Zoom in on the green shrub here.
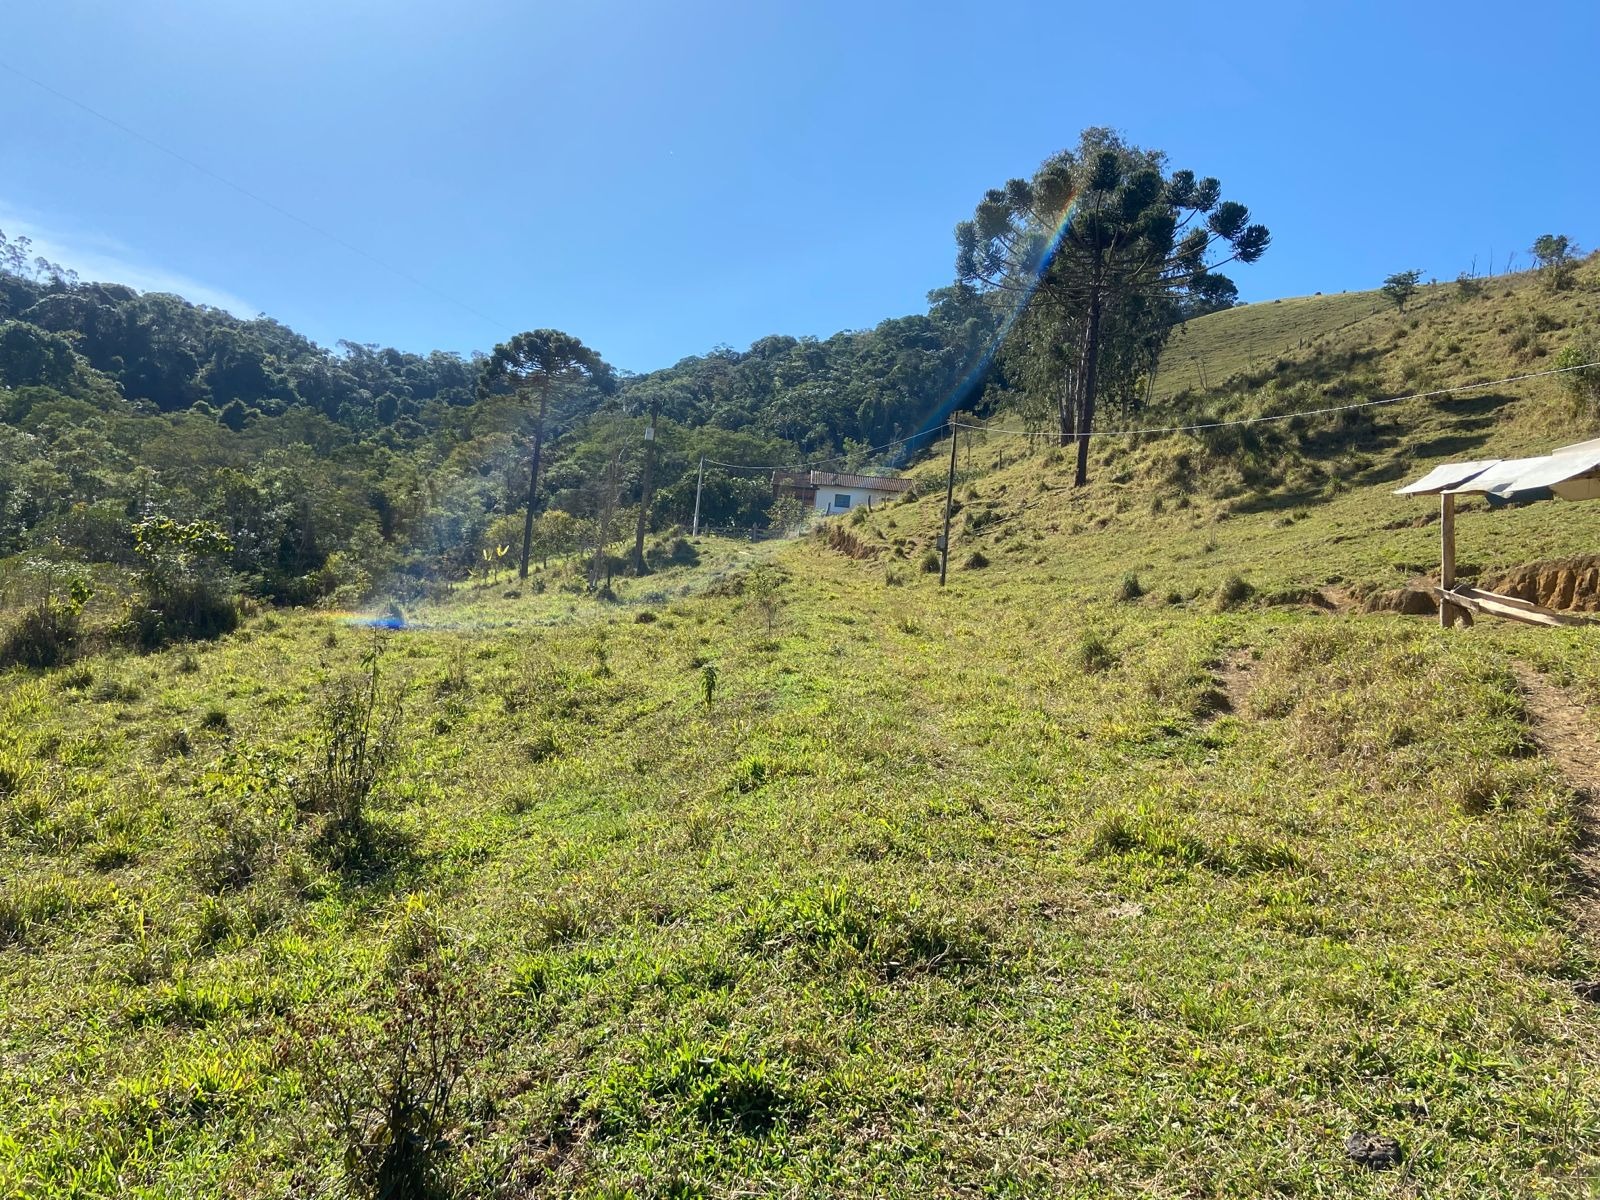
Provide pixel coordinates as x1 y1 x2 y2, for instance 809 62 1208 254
122 580 238 650
1214 574 1255 611
123 517 239 650
290 957 486 1200
746 564 783 630
1556 335 1600 411
1073 630 1117 673
920 549 941 574
0 599 81 669
304 642 404 870
964 550 990 569
1115 572 1145 601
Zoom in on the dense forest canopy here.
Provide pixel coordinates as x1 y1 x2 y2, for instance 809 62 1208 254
0 227 1020 607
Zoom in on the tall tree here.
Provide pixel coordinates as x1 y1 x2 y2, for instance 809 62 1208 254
956 128 1270 485
1531 234 1581 291
477 330 613 579
631 399 660 575
1381 269 1423 313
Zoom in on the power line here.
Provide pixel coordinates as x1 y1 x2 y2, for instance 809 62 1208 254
702 425 943 473
0 58 513 335
951 361 1600 439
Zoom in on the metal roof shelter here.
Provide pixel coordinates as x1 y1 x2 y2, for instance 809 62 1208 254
1395 438 1600 627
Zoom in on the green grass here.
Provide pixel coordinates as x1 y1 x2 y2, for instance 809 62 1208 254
4 264 1600 1196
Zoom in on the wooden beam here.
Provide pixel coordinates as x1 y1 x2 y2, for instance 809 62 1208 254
1434 585 1597 628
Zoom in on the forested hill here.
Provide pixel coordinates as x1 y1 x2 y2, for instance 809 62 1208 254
0 231 1007 602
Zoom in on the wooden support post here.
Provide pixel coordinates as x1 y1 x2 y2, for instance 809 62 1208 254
1440 491 1456 628
691 454 705 538
939 418 956 587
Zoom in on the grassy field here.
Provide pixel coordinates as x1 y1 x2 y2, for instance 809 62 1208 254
4 266 1600 1198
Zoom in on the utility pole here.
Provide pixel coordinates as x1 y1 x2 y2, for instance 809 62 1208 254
632 400 659 575
691 454 705 537
939 417 957 586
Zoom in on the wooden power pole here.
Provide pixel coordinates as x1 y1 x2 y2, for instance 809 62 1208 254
632 401 659 575
692 454 705 537
939 417 957 586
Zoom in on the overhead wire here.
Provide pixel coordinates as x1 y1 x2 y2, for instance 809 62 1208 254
701 425 944 473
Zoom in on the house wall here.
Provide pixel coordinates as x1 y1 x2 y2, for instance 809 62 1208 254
814 486 898 515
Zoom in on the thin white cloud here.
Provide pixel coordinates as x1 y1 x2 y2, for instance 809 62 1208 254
0 204 256 317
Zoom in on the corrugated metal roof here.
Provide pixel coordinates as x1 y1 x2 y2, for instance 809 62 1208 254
1396 438 1600 502
1394 461 1499 495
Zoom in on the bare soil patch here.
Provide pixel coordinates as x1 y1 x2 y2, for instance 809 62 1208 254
1213 648 1256 716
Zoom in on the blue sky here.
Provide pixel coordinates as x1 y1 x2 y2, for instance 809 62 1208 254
3 1 1596 373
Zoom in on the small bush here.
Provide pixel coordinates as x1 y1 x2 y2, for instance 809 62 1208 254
745 565 783 631
1114 572 1144 601
1214 574 1255 611
303 639 404 870
0 599 81 670
122 581 238 651
1556 335 1600 412
155 727 193 759
200 705 230 732
123 517 238 650
964 550 990 570
1074 630 1117 673
288 956 486 1200
920 550 941 574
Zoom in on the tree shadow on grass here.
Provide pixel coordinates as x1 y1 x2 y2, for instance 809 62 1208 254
1228 485 1329 515
1409 432 1494 460
1430 391 1519 419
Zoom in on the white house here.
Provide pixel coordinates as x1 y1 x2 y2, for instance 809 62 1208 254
772 469 915 515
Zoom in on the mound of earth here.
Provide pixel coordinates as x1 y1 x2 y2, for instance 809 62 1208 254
1483 556 1600 613
1363 587 1438 615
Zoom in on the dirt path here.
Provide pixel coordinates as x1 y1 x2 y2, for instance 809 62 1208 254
1511 663 1600 963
